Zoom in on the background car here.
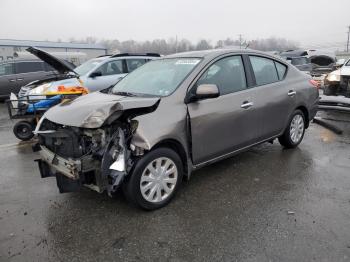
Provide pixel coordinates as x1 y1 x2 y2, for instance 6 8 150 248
19 50 161 97
324 58 350 97
285 56 313 73
0 59 57 100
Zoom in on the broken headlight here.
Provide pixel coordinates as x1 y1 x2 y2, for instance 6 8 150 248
326 70 341 82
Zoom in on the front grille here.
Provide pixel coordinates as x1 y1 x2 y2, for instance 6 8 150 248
39 120 89 159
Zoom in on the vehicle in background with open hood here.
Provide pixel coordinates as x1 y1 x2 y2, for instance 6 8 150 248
34 49 319 210
18 48 160 98
280 49 337 87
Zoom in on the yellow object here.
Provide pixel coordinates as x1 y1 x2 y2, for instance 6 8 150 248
44 85 89 95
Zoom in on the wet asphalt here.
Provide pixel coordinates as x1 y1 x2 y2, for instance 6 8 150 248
0 102 350 262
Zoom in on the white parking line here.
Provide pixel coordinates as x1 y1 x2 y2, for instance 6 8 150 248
0 141 33 150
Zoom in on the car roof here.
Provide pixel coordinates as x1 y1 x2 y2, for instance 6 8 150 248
0 59 45 64
165 48 280 60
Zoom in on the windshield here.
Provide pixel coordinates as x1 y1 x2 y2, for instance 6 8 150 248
74 59 103 75
346 59 350 66
290 57 309 66
111 58 201 97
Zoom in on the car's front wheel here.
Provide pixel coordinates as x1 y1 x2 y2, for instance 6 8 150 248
123 147 183 210
278 109 306 148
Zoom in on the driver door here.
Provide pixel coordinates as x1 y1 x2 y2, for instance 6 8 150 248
187 55 260 165
85 59 127 92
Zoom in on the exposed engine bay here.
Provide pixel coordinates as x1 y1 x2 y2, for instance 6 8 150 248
36 118 142 195
34 92 160 196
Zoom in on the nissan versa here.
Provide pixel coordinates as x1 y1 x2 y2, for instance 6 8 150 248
33 49 319 210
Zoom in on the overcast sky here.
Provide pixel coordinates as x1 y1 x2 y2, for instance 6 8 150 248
1 0 349 48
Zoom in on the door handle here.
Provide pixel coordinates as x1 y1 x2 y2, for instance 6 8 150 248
16 78 23 81
288 90 296 96
8 79 16 82
241 101 254 109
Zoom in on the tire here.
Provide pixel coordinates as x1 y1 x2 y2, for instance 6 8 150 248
13 121 35 141
278 110 306 149
323 85 337 96
123 147 183 210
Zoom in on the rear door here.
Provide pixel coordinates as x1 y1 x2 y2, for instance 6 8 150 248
0 62 16 98
248 55 295 139
188 55 261 164
14 61 47 92
125 58 147 73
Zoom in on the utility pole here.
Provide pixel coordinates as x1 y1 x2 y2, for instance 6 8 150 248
175 35 178 53
347 26 350 53
238 34 243 49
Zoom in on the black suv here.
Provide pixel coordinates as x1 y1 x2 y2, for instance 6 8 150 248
0 59 57 100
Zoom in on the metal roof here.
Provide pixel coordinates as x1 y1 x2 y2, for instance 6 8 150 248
0 39 106 50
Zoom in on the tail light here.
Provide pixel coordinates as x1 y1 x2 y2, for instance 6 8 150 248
309 79 319 89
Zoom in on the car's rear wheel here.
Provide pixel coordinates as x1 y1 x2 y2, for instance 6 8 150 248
13 120 35 141
123 147 183 210
278 110 305 148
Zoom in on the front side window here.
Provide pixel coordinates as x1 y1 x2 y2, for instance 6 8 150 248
0 63 14 76
97 60 125 76
75 59 103 75
250 56 279 86
16 61 44 74
126 59 146 72
197 56 247 95
112 58 201 97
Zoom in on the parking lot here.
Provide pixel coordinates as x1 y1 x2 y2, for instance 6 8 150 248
0 101 349 262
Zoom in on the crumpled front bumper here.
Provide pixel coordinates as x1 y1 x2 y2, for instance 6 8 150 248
38 146 82 179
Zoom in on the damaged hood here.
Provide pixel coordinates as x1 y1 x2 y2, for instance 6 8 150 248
26 47 78 76
43 92 160 128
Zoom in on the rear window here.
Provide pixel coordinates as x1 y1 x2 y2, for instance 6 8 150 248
16 61 44 73
249 56 279 85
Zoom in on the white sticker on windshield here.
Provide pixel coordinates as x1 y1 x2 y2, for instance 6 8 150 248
175 59 200 65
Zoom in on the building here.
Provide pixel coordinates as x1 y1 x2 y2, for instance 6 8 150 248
0 39 107 62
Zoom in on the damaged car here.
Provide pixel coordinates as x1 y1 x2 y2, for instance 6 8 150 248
34 49 319 210
323 58 350 97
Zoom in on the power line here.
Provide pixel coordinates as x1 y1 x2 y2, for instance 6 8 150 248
347 26 350 53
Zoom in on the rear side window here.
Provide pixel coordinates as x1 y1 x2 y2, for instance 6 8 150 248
96 60 125 76
0 63 14 76
126 59 146 72
197 56 247 95
249 56 279 86
16 61 44 74
275 61 287 80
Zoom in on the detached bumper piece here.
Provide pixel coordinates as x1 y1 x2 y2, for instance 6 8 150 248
318 95 350 112
36 146 104 193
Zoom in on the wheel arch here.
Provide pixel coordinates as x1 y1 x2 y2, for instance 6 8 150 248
152 139 190 179
295 105 310 128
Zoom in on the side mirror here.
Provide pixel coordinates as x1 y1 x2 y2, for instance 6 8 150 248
90 71 102 78
185 84 220 103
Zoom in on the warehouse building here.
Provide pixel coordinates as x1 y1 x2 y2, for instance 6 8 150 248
0 39 107 62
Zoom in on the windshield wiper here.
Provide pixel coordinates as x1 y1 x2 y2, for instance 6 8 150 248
114 91 138 97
